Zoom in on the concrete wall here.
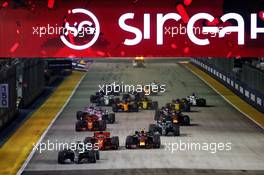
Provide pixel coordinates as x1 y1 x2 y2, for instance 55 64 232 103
0 64 17 130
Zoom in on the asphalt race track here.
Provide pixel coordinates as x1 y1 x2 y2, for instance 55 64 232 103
23 60 264 175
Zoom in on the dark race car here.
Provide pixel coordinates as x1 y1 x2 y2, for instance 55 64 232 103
149 116 180 136
58 142 99 164
125 129 160 149
90 92 105 103
154 108 190 126
84 131 119 150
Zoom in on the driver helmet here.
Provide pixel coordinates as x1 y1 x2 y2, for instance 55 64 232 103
140 128 145 134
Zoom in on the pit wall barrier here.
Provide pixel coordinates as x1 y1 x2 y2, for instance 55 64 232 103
0 64 17 130
190 58 264 113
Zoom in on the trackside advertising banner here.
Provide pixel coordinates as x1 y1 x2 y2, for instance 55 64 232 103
0 84 9 108
0 0 263 58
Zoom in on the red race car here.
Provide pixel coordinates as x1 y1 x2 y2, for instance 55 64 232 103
84 132 119 150
75 115 106 132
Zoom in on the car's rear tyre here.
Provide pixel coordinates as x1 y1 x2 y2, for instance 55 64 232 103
75 121 82 132
153 133 161 148
125 136 134 149
94 150 100 160
182 115 190 126
98 120 107 131
90 156 96 163
88 151 96 163
198 98 206 107
151 101 158 110
111 136 119 150
108 98 114 106
173 124 180 136
154 110 161 121
95 150 100 160
58 151 65 164
108 113 115 124
76 111 83 120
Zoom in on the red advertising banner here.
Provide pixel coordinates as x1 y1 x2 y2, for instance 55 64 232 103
0 0 263 58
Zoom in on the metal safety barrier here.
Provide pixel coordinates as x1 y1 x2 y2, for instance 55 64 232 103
191 58 264 113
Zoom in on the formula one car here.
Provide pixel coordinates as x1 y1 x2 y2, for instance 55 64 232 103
154 108 190 126
125 129 160 149
186 94 207 107
58 142 99 164
75 114 107 132
166 98 191 112
77 107 115 124
133 56 145 68
90 93 119 106
121 93 157 110
84 131 119 150
90 92 105 103
138 97 158 110
112 101 139 112
149 116 180 136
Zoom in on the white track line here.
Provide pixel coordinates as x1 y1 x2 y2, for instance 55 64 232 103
184 63 264 130
17 72 86 175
